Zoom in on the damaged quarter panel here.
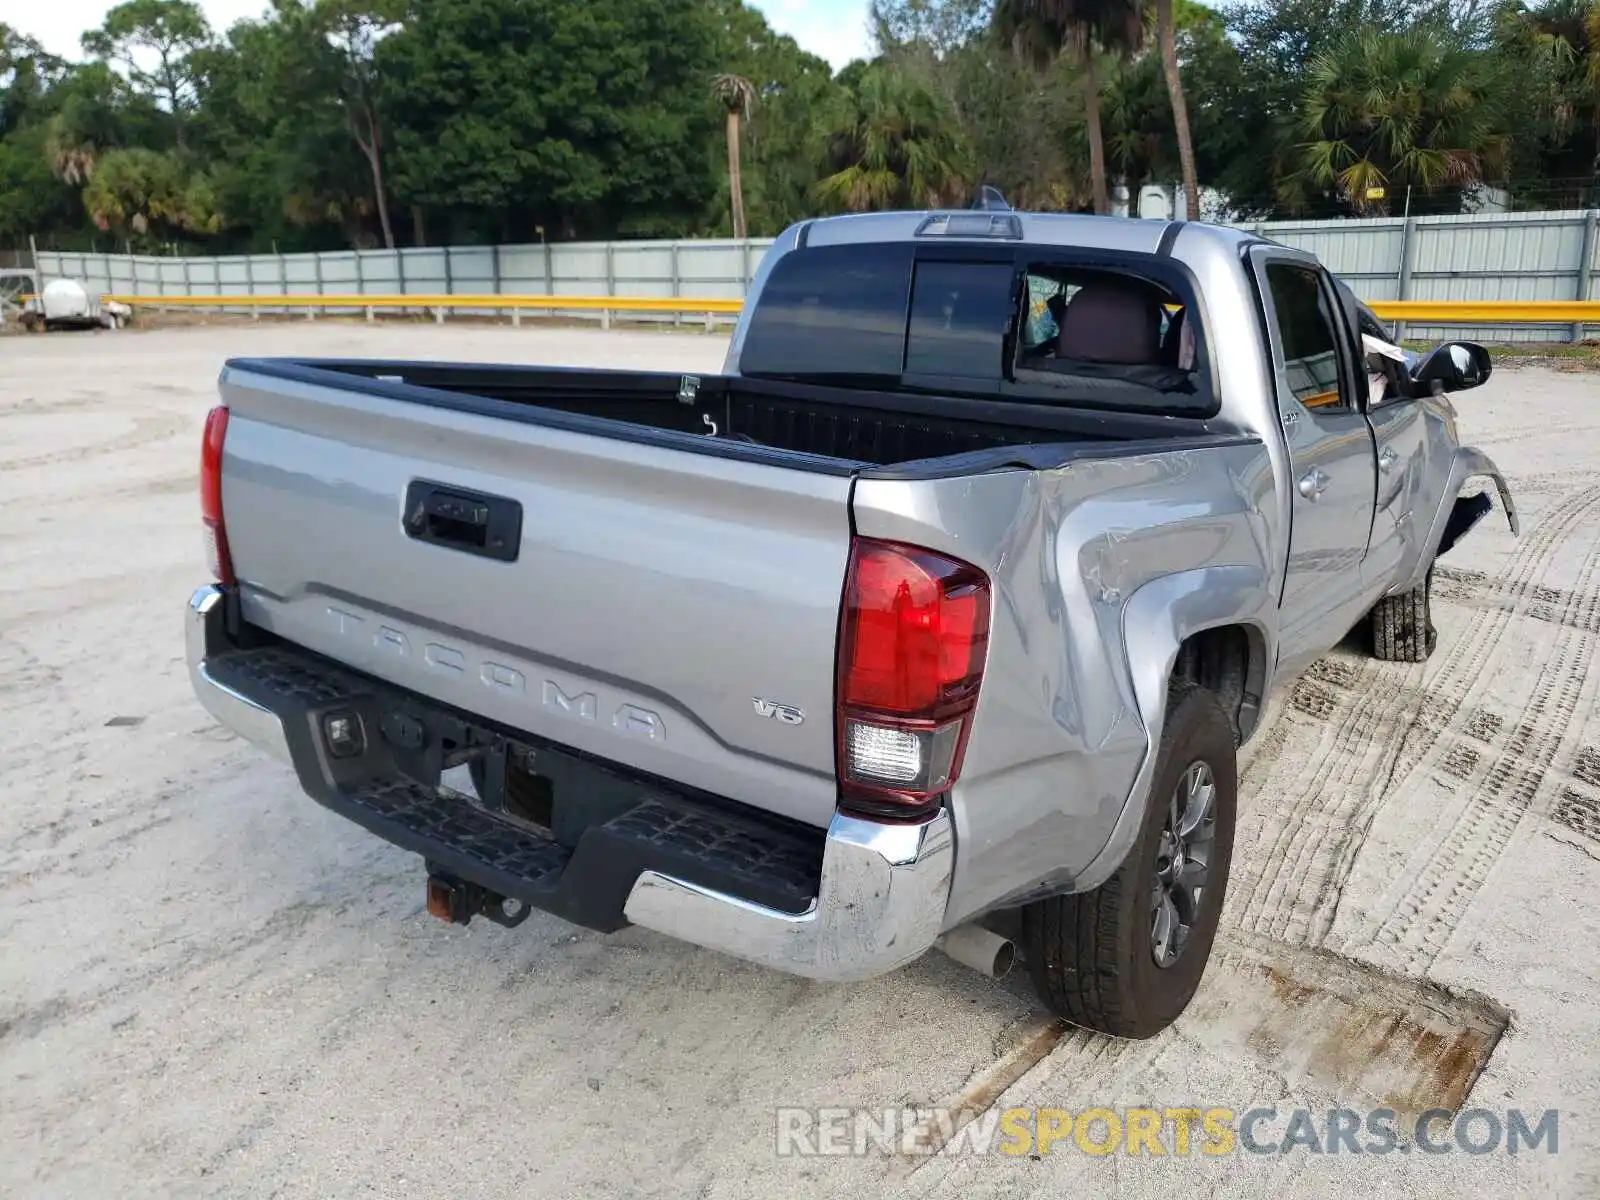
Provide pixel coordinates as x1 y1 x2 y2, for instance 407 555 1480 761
1396 424 1519 594
850 437 1276 928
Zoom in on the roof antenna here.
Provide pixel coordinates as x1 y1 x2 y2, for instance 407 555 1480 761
970 184 1011 212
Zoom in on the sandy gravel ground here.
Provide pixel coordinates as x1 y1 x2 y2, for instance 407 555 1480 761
2 322 1597 1198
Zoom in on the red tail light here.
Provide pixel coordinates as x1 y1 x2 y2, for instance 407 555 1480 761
201 405 234 586
836 538 991 815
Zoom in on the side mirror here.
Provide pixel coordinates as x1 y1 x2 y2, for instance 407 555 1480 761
1411 341 1492 395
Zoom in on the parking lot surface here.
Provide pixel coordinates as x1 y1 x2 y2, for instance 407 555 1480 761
3 323 1597 1198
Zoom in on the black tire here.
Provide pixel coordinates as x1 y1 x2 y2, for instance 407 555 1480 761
1020 683 1237 1039
1370 567 1437 662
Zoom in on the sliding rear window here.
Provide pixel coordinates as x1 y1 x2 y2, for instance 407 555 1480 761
904 259 1016 381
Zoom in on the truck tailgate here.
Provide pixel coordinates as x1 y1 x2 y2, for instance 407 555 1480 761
217 365 852 828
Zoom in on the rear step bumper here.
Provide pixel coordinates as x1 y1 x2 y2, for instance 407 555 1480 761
186 585 954 982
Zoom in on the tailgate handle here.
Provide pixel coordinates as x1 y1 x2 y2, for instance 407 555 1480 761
403 481 522 562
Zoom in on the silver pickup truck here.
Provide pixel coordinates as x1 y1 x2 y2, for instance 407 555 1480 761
187 210 1515 1038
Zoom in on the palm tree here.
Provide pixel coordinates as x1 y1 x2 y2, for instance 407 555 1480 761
711 73 756 239
1289 28 1509 215
994 0 1144 215
80 146 221 238
813 66 974 212
1151 0 1199 218
45 119 98 185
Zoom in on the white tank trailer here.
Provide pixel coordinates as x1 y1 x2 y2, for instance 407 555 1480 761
20 278 132 332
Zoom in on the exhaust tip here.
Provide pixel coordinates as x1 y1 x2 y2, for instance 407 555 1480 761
935 923 1017 980
991 937 1018 979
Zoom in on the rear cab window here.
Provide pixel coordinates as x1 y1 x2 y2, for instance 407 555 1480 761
738 240 1216 418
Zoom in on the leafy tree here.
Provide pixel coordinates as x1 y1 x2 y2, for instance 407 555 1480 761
702 0 841 235
8 0 1600 252
41 62 148 186
814 63 974 211
1210 0 1468 214
81 0 211 148
882 0 1228 212
0 124 72 247
2 26 62 133
190 8 378 250
380 0 721 243
1087 0 1239 212
317 0 402 247
2 29 88 246
875 0 1081 207
871 0 993 55
1097 35 1174 190
994 0 1146 214
1491 0 1600 207
0 29 79 248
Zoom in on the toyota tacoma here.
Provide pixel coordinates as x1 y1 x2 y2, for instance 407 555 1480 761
186 208 1515 1038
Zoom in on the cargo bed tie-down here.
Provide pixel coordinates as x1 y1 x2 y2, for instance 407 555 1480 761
186 585 954 981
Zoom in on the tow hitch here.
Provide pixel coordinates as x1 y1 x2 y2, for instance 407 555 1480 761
424 870 532 929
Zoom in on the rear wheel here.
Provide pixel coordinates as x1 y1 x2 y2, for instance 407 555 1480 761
1020 683 1237 1039
1370 567 1436 662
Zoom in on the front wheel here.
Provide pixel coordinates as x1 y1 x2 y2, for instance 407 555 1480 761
1020 683 1237 1039
1370 567 1436 662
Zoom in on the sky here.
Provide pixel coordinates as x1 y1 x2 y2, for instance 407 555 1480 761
12 0 876 71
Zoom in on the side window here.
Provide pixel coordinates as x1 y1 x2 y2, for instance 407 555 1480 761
904 260 1016 379
1265 263 1350 412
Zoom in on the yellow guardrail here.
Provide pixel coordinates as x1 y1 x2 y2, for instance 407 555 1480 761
1368 300 1600 322
19 292 1600 325
100 292 745 315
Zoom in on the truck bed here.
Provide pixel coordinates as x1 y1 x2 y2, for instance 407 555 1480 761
228 357 1222 473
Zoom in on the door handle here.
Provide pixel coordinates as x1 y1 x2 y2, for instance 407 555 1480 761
1378 447 1399 472
403 480 523 562
1298 467 1330 500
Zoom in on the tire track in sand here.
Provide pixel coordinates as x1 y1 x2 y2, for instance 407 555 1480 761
1 413 190 472
1231 485 1600 950
1355 508 1600 972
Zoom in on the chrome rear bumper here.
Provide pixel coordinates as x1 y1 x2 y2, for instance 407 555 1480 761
187 585 292 763
186 584 954 982
623 810 953 982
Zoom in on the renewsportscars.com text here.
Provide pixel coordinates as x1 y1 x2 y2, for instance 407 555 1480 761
775 1106 1561 1158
